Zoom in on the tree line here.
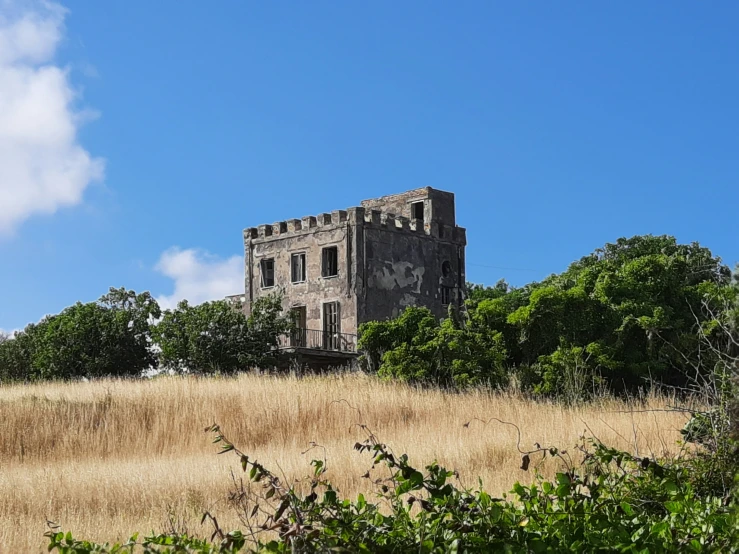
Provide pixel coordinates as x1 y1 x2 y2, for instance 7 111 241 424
0 290 291 381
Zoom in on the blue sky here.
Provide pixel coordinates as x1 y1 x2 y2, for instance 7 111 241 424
1 1 738 331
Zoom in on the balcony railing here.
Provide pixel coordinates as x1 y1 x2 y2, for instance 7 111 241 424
278 328 357 353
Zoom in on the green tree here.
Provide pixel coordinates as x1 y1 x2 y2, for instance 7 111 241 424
507 235 730 394
366 235 731 397
30 288 161 379
152 294 290 374
0 330 35 382
465 278 511 307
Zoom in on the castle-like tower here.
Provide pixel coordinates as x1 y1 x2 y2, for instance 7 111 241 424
240 187 466 354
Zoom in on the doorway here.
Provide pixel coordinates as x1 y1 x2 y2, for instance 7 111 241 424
322 302 339 350
290 306 306 347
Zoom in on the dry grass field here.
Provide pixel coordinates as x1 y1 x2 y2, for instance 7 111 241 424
0 373 690 552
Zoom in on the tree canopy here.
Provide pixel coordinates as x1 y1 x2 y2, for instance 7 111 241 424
360 235 733 396
0 289 290 381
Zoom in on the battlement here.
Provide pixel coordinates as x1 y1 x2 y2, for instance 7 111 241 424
362 209 466 242
244 207 356 242
244 203 465 244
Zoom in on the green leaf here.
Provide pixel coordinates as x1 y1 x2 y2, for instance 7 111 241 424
620 501 634 516
664 501 683 514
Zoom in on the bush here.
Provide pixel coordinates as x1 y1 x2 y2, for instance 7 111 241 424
359 306 507 387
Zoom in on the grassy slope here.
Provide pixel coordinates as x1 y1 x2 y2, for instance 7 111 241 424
0 373 688 552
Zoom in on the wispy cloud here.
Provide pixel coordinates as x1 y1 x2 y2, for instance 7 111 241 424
155 248 243 310
0 0 104 235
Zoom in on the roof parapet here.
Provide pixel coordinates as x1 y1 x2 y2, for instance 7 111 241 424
302 215 317 229
245 205 464 243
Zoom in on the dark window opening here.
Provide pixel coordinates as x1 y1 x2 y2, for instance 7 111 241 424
411 201 424 222
322 247 338 277
323 302 340 350
260 258 275 288
441 286 453 306
291 253 306 283
442 261 452 277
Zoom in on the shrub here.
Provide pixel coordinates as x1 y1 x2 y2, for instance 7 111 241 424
359 307 507 387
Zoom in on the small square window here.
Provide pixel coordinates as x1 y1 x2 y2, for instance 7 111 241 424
322 247 338 277
260 258 275 288
441 286 453 306
411 201 424 222
291 253 306 283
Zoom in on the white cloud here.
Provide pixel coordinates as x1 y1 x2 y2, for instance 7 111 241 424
0 0 104 235
155 248 243 311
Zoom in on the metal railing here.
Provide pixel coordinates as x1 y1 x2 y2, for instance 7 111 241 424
278 328 357 353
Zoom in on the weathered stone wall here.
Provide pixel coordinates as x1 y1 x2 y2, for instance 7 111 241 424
360 187 457 229
244 209 362 335
357 214 466 323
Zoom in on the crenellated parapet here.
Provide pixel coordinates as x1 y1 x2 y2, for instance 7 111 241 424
244 209 353 243
244 205 465 245
362 209 466 244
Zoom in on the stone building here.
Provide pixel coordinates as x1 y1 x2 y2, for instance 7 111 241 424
237 187 466 364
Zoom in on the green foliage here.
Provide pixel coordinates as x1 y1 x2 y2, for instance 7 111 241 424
509 235 730 395
0 328 34 381
533 344 605 403
0 290 291 380
359 307 507 387
45 530 245 553
365 235 732 397
0 288 160 381
244 294 293 367
151 294 290 374
51 426 739 553
465 278 512 307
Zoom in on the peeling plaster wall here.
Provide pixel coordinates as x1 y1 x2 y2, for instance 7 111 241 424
359 225 465 323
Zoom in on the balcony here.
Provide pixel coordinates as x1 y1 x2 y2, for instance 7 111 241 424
278 328 357 353
275 327 358 369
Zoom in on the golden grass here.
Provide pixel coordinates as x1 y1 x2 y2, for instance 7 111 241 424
0 373 688 552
